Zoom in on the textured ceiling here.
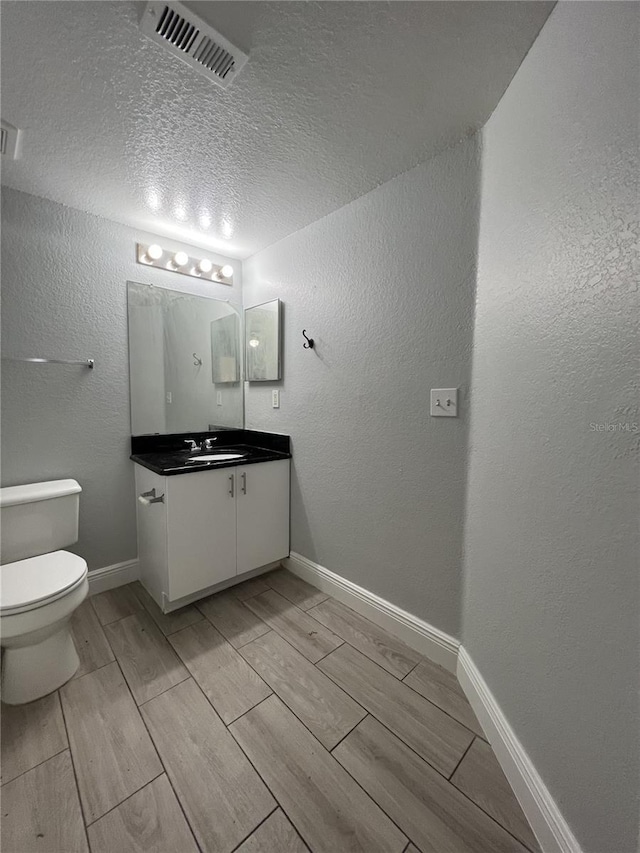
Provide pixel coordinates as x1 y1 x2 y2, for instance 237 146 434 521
0 1 553 258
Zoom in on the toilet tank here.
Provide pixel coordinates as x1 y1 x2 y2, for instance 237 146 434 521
0 479 82 564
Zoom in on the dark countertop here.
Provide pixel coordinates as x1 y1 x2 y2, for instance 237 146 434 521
130 430 291 477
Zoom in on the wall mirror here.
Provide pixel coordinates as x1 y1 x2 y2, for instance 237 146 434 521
245 299 282 381
127 281 243 434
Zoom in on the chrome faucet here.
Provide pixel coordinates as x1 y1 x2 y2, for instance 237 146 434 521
202 437 217 450
184 439 199 452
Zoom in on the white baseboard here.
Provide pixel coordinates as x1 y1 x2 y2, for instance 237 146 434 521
283 551 459 671
88 559 139 595
457 646 582 853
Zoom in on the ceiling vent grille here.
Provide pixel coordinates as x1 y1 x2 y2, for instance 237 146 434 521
140 1 248 89
0 121 21 160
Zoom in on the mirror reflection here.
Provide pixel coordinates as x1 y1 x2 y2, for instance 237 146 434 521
245 299 282 381
127 281 243 434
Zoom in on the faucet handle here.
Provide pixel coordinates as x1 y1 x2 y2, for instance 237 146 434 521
184 439 198 451
202 437 217 450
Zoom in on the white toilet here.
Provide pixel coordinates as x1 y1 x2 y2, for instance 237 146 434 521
0 479 88 705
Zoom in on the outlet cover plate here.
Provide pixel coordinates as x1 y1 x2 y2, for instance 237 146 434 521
430 388 458 417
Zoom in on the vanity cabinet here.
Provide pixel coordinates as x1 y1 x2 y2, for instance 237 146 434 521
134 459 290 609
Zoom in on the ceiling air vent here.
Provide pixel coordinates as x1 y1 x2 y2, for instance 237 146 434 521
140 1 248 89
0 121 21 160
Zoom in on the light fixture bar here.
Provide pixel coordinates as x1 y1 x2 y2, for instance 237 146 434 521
135 243 234 285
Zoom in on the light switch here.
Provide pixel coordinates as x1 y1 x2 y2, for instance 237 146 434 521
272 389 280 408
216 391 222 406
166 391 172 404
430 388 458 417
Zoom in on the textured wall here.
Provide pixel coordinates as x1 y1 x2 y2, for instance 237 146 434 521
1 187 241 571
243 137 480 637
462 4 639 851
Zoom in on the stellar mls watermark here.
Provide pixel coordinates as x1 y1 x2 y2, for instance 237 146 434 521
589 422 638 432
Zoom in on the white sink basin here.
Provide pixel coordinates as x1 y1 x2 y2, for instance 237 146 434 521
189 453 245 462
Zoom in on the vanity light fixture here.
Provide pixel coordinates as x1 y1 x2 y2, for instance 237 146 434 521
136 243 234 286
139 243 164 264
172 251 189 268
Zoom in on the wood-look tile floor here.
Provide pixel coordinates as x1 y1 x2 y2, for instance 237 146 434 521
1 570 541 853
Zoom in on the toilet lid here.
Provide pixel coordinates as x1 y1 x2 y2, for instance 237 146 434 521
1 551 87 614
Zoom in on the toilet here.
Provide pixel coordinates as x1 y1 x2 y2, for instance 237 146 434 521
0 479 88 705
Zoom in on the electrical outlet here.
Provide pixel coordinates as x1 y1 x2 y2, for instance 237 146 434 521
430 388 458 417
272 389 280 408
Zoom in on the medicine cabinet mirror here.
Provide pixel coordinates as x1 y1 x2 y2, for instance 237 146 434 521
245 299 282 382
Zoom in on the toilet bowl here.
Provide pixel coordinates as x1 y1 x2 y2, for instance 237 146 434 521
0 480 88 704
1 551 88 704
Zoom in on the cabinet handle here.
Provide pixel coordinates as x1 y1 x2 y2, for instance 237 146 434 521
241 472 247 495
228 474 234 497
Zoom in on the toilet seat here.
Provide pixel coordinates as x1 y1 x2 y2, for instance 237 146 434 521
0 551 88 616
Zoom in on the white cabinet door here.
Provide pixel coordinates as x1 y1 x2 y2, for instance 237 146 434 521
135 466 168 607
166 468 237 600
236 460 290 575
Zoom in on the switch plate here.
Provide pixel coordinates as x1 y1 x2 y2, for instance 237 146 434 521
272 389 280 408
216 391 222 406
166 391 172 404
430 388 458 417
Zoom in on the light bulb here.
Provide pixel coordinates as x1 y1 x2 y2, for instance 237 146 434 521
249 338 260 348
197 259 213 274
173 251 188 268
220 264 233 278
147 244 163 261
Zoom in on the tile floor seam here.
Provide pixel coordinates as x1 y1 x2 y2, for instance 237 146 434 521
401 658 422 680
447 775 541 853
67 658 117 684
232 632 367 746
82 770 166 828
196 605 271 649
239 591 345 662
316 724 412 850
226 693 412 850
329 699 537 853
311 639 346 664
401 666 485 738
226 805 279 853
161 616 206 636
330 718 528 853
57 688 92 847
261 567 330 612
132 670 193 708
327 637 482 740
0 745 69 788
219 692 274 728
327 712 371 754
167 625 275 724
90 595 144 627
447 735 477 780
225 699 397 853
316 654 473 783
180 677 286 846
133 678 205 853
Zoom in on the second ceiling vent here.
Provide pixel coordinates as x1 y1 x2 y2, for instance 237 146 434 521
139 1 248 89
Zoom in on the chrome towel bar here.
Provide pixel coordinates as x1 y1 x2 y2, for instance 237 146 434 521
2 357 95 369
